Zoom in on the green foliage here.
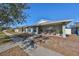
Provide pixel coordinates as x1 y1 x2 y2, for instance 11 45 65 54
0 26 3 31
55 30 62 34
0 31 11 44
0 3 29 26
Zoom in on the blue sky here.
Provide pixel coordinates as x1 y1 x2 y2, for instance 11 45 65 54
14 3 79 27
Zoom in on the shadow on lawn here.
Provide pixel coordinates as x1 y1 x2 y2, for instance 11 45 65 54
0 35 11 44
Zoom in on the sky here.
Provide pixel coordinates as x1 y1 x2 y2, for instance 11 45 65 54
14 3 79 28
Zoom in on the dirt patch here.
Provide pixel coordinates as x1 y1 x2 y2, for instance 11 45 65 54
0 46 29 56
38 35 79 56
66 34 79 41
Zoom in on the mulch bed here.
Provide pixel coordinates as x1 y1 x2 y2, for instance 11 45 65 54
0 46 29 56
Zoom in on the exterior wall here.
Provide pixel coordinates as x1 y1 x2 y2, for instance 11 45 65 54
26 27 32 33
25 27 39 34
14 23 69 38
14 24 68 38
14 27 24 33
38 25 67 38
36 27 38 34
39 25 62 34
25 28 28 32
62 26 72 38
65 29 71 35
14 29 19 32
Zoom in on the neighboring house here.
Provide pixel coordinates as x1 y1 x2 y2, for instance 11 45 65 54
14 19 71 38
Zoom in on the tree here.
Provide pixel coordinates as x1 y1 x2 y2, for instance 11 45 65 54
0 3 30 26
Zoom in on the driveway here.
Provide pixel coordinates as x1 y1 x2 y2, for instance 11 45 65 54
3 31 63 56
27 45 63 56
0 42 18 53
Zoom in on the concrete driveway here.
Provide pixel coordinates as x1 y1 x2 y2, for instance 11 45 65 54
2 31 63 56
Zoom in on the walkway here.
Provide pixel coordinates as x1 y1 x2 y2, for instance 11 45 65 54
2 31 63 56
3 30 13 36
3 31 23 42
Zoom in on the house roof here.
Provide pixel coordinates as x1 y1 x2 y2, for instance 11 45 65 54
36 19 71 26
24 19 71 28
37 19 49 24
15 19 72 28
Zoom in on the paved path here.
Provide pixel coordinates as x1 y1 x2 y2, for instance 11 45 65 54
2 31 63 56
3 31 23 42
3 30 13 36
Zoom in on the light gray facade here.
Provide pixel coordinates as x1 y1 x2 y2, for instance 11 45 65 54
14 19 71 38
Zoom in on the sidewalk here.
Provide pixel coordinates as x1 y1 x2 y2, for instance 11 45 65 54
2 31 13 36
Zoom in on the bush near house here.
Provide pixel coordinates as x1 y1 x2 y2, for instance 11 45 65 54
56 30 62 34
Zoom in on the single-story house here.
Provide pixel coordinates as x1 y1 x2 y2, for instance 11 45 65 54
14 19 72 38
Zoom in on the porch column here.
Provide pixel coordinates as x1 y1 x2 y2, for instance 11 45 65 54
25 28 28 32
62 25 66 38
31 28 33 33
36 27 38 34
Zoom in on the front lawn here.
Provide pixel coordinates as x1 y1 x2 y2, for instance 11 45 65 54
0 31 11 45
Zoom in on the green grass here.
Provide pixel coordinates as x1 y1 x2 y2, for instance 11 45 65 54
0 31 4 34
0 31 11 45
